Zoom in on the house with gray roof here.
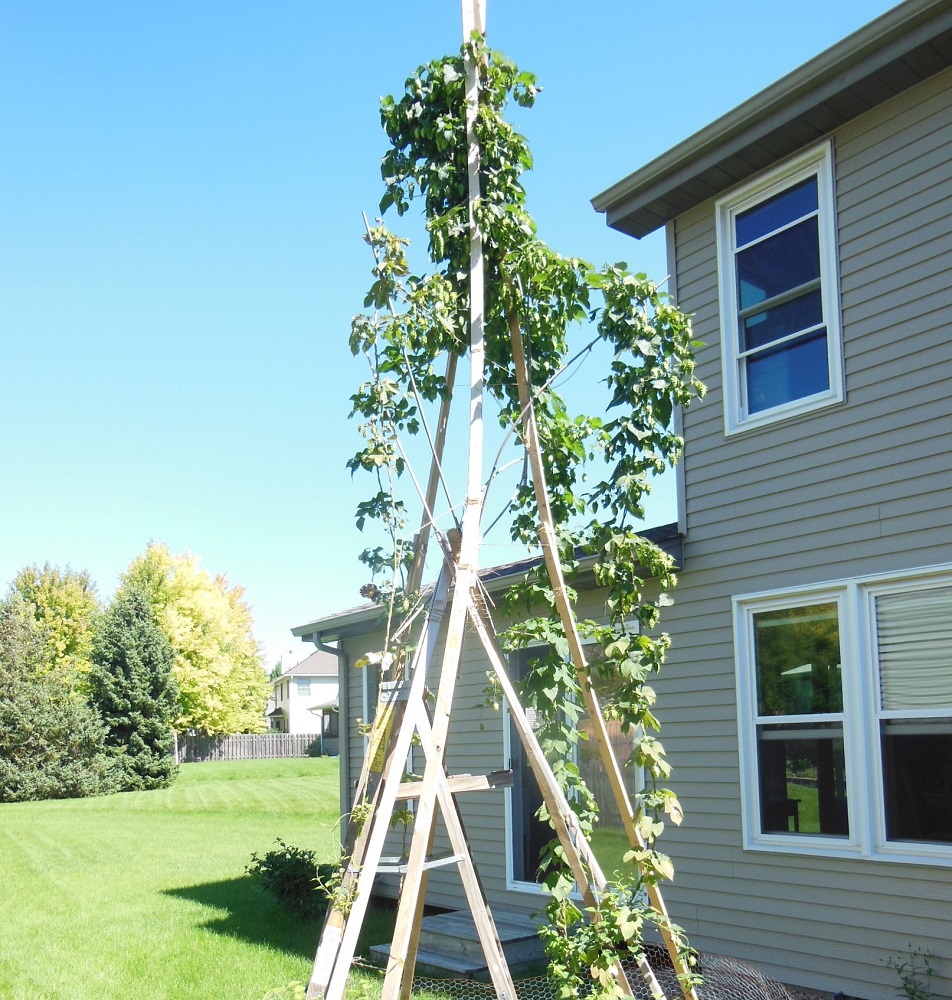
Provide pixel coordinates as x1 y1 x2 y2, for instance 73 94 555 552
268 649 339 753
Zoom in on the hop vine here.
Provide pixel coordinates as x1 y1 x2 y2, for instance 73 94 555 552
347 33 705 998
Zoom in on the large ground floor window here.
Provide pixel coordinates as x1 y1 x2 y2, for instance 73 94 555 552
734 566 952 864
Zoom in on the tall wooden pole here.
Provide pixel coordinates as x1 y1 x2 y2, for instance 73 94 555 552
506 302 697 1000
378 3 492 997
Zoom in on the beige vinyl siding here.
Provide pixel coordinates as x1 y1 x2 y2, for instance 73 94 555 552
662 66 952 998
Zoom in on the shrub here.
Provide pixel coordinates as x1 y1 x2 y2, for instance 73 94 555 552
246 839 338 919
0 594 120 802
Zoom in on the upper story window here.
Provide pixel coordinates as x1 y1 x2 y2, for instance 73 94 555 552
297 678 312 697
716 143 844 434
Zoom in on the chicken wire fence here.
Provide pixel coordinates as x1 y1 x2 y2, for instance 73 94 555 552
354 946 797 1000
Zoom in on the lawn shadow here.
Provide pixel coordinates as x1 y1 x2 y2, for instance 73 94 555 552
163 876 320 959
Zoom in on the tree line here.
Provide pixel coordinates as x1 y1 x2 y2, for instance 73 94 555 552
0 543 269 803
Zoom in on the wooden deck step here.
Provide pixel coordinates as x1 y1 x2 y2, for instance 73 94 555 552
368 908 546 978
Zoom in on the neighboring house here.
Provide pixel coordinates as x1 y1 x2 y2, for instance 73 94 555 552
269 649 340 752
591 0 952 997
295 2 952 997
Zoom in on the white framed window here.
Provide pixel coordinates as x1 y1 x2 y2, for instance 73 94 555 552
297 678 311 697
868 582 952 853
735 566 952 864
504 642 645 892
716 143 844 434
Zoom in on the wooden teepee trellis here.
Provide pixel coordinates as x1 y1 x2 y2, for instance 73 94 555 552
306 4 698 999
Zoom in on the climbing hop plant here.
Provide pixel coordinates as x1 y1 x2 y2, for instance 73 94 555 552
347 33 705 997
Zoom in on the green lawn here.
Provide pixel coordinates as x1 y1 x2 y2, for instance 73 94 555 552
0 758 346 1000
0 757 659 999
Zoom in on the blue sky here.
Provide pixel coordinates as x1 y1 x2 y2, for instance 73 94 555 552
1 1 895 670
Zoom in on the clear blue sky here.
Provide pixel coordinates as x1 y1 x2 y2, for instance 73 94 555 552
1 1 895 670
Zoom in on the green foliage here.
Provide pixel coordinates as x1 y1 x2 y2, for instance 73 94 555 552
88 587 179 791
541 876 699 1000
119 542 269 735
0 593 119 802
9 562 100 685
246 838 337 920
261 984 307 1000
347 35 705 997
886 945 936 1000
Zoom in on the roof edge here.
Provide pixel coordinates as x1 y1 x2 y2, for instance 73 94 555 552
292 522 682 644
592 0 952 234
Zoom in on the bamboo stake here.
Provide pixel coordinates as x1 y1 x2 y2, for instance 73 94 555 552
466 600 654 999
405 352 458 596
506 301 696 1000
360 209 460 599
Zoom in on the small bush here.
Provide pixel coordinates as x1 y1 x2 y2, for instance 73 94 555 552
304 738 323 758
246 839 337 919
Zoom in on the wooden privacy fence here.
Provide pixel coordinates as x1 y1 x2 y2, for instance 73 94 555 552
178 732 329 763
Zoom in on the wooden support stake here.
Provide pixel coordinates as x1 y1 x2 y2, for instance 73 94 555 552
506 301 694 1000
381 2 492 996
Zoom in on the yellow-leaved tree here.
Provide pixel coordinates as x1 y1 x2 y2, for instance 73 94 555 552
118 543 269 735
10 563 100 686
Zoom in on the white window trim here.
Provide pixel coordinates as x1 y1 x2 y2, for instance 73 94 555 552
715 142 844 435
502 702 548 897
734 563 952 866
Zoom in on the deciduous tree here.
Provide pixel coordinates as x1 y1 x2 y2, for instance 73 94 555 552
10 562 100 684
119 543 268 735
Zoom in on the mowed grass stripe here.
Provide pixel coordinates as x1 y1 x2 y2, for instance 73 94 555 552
0 758 341 999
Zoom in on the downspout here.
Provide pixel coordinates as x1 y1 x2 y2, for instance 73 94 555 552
665 217 689 540
316 635 349 846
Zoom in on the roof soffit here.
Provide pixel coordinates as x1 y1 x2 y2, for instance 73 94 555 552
593 0 952 237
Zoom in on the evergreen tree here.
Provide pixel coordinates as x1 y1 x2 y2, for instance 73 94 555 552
89 587 179 790
0 594 119 802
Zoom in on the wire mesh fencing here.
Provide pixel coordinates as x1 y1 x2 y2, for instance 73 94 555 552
353 944 800 1000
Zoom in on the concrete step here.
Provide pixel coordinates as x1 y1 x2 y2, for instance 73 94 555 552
368 909 546 978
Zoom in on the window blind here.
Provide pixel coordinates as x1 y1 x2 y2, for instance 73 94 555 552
876 586 952 710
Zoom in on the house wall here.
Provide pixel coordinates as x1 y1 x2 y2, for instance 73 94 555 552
338 583 633 919
660 67 952 998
